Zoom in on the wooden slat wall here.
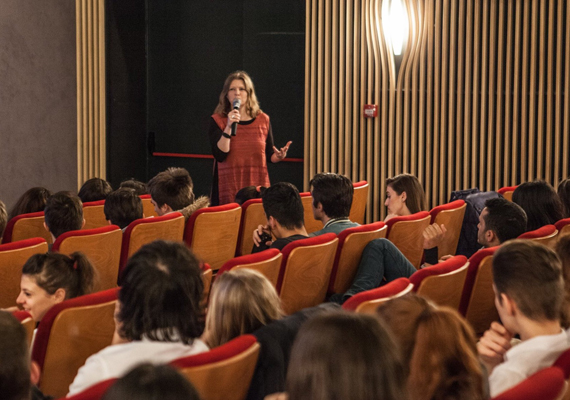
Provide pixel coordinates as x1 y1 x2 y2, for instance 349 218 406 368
305 0 570 222
76 0 106 189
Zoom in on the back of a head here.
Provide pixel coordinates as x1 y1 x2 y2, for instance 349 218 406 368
205 269 282 348
44 191 84 239
118 240 203 344
286 311 406 400
512 181 564 231
493 239 563 321
8 187 52 221
386 173 426 214
102 364 200 400
484 197 527 243
147 168 195 211
261 182 304 230
0 311 30 400
558 178 570 218
234 186 266 205
0 200 7 240
78 178 113 203
309 173 353 219
103 188 143 229
119 179 148 196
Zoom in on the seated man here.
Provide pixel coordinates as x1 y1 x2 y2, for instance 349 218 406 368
308 172 359 236
330 197 528 304
478 240 569 397
44 191 85 242
252 182 308 252
147 167 209 220
68 240 208 396
103 188 144 230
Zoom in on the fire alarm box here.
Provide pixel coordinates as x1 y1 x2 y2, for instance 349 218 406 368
363 104 378 118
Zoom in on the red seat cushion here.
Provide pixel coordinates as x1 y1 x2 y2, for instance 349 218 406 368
409 255 468 290
342 277 410 311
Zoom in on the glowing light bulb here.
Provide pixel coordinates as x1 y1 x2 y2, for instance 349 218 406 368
382 0 409 56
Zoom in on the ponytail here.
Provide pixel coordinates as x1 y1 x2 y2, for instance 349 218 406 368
68 252 97 298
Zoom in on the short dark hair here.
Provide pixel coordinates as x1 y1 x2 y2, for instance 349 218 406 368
310 173 353 219
102 364 200 400
386 173 426 214
147 168 195 211
234 186 266 205
512 181 564 231
261 182 304 230
493 239 563 321
78 178 112 203
104 189 143 229
9 187 52 221
118 240 203 344
119 179 148 196
44 191 84 239
484 197 527 243
0 311 30 400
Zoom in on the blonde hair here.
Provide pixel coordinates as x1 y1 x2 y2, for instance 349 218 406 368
204 269 282 348
213 71 262 118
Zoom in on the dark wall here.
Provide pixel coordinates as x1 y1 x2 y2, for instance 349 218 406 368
0 1 76 209
107 0 305 197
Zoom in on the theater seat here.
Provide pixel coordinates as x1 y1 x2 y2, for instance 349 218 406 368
429 200 466 258
385 211 431 268
56 378 117 400
497 185 518 202
82 200 109 230
518 225 558 248
490 366 565 400
216 248 282 290
299 192 323 234
12 310 35 348
2 211 52 244
237 199 266 256
350 181 369 224
555 218 570 237
342 277 413 314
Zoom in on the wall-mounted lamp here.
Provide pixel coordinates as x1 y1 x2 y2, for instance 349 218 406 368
382 0 409 56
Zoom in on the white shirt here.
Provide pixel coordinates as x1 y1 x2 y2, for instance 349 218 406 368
68 337 209 396
489 330 570 397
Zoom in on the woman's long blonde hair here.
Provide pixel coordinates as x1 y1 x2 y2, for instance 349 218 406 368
213 71 262 118
204 269 282 348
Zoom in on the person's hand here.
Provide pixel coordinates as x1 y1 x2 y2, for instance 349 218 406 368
225 109 241 131
477 322 513 373
423 223 447 249
253 224 273 247
272 141 292 161
438 255 453 263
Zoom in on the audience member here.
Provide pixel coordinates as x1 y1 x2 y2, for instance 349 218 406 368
272 312 406 400
555 234 570 328
378 295 486 399
16 252 96 322
330 197 527 304
558 178 570 218
0 200 7 242
119 178 148 196
512 180 564 231
477 240 568 397
203 269 282 348
0 311 47 400
234 185 266 205
102 364 200 400
78 178 112 203
8 187 52 221
68 240 208 396
147 167 209 220
308 172 359 236
252 182 308 253
43 191 84 241
384 173 427 221
103 188 143 229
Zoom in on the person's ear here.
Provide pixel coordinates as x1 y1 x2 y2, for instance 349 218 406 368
53 288 66 304
486 229 496 243
30 361 41 386
81 219 86 229
401 191 407 202
43 222 49 233
501 293 516 316
107 219 112 225
161 204 172 214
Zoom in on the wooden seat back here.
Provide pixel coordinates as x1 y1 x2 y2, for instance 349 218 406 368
299 192 323 234
52 226 122 291
350 181 369 224
386 211 431 268
13 311 35 348
82 201 109 230
32 289 118 398
171 335 260 400
184 204 242 271
342 277 413 314
497 185 518 202
2 212 52 244
329 222 387 294
237 199 266 256
430 200 467 258
278 234 339 314
555 218 570 237
201 263 213 304
518 224 559 248
0 238 49 308
217 248 283 289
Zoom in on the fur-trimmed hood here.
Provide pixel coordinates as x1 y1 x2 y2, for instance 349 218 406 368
178 196 210 221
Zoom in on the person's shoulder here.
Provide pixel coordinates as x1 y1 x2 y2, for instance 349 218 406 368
256 111 270 122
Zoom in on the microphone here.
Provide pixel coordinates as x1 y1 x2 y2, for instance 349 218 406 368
231 98 241 136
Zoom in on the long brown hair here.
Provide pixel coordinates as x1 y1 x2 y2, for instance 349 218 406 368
213 71 261 117
386 173 427 214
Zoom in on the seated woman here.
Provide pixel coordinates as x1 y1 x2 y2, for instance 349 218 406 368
268 311 406 400
8 187 52 220
16 252 96 322
78 177 112 203
234 185 267 205
202 268 281 348
512 180 564 231
68 240 208 396
377 295 486 399
384 173 427 221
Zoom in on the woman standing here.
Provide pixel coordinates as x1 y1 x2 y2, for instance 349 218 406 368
209 71 291 205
